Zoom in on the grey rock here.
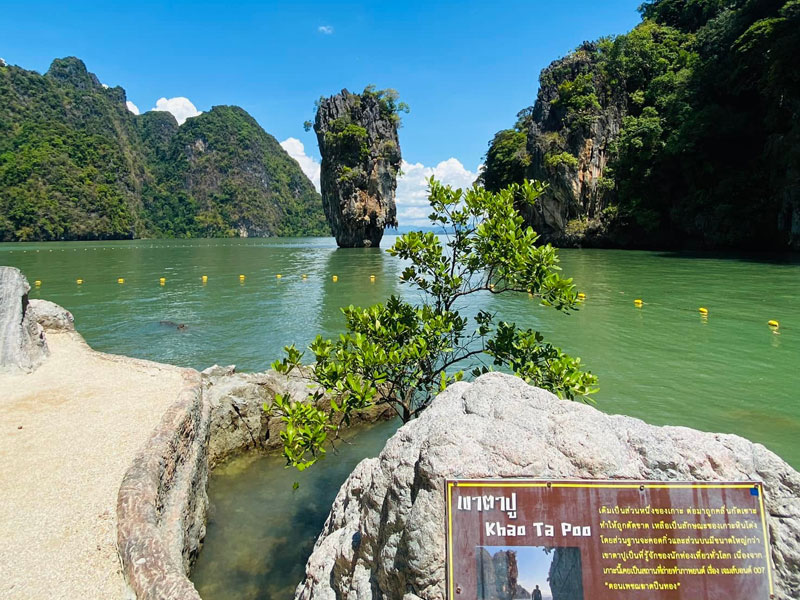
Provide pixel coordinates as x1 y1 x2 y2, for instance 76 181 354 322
200 364 236 378
204 366 394 468
117 370 207 600
548 547 584 600
314 89 401 247
294 372 800 600
520 44 624 247
29 298 75 331
0 267 48 373
476 548 525 600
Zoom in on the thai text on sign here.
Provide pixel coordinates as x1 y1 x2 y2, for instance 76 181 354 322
445 480 773 599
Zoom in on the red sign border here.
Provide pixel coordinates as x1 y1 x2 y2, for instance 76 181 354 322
444 479 774 599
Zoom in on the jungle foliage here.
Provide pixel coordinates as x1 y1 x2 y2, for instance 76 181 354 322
479 0 800 248
0 57 327 241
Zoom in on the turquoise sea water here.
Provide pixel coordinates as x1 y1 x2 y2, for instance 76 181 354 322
3 237 799 598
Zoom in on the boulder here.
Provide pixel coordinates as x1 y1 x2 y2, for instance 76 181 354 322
0 266 48 373
294 372 800 600
29 298 75 331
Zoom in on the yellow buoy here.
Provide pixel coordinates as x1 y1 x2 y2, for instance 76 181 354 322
159 277 166 285
34 280 41 286
768 320 779 328
577 292 586 300
699 307 708 315
201 275 208 283
370 274 376 282
634 299 643 306
239 274 246 281
76 279 83 285
276 274 282 279
332 275 338 282
302 274 308 279
117 278 125 284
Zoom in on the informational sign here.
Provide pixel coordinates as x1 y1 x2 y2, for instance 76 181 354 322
445 480 773 599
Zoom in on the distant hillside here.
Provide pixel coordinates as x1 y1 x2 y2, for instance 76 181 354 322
0 57 327 241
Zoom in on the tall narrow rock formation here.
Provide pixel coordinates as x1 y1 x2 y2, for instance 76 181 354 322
314 88 402 247
548 547 584 600
477 549 530 600
0 267 48 373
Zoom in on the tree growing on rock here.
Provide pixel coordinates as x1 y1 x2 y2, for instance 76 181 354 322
268 179 597 470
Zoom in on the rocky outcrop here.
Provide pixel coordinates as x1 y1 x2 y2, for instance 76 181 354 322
117 370 208 600
203 364 321 466
521 44 624 246
314 89 402 247
116 360 397 600
0 267 47 373
203 364 395 468
477 549 529 600
29 298 75 331
294 372 800 600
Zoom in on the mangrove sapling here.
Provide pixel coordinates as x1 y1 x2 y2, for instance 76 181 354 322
267 179 598 470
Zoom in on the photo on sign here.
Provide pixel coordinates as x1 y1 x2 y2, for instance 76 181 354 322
476 545 584 600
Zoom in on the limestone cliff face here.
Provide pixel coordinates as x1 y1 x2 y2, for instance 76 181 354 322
521 44 625 245
548 547 584 600
314 89 401 247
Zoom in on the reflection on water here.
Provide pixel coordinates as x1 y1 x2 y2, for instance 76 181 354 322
190 420 400 599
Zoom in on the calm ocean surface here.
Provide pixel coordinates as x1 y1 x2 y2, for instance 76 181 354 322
3 236 798 598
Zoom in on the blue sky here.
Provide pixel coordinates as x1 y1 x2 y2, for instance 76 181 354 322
1 1 642 224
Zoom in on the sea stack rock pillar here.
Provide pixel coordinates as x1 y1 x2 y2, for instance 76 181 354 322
314 88 402 247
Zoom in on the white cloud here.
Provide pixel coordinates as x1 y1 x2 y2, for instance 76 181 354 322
126 100 140 115
150 97 201 125
101 83 109 89
318 25 334 34
272 145 479 224
280 137 321 191
396 158 480 226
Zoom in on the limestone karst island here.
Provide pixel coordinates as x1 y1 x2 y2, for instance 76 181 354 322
1 2 799 599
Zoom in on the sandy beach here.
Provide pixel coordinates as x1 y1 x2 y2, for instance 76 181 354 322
0 329 189 599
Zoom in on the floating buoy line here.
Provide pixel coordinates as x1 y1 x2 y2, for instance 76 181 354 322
16 272 788 333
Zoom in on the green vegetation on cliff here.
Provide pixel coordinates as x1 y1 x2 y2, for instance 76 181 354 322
0 57 326 241
480 0 800 249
